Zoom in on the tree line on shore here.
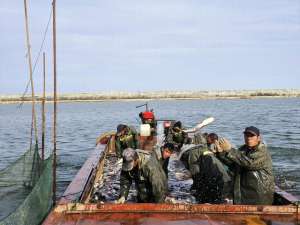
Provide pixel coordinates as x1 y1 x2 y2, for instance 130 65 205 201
1 89 300 103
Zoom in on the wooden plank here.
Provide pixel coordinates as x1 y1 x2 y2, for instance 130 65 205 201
44 134 300 225
43 209 300 225
54 203 300 216
58 144 106 204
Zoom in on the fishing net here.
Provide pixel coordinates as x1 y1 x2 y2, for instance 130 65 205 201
0 144 53 225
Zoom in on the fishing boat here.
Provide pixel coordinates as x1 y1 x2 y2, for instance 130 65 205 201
43 120 300 225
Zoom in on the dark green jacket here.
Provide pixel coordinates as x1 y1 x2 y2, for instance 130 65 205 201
180 144 231 203
219 142 275 205
119 150 168 203
115 126 139 158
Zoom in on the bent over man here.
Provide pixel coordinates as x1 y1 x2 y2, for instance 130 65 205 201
179 143 231 204
116 148 168 203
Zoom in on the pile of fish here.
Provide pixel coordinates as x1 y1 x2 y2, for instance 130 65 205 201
91 153 196 203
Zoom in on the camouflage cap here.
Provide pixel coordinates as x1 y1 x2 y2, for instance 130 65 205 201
122 148 138 171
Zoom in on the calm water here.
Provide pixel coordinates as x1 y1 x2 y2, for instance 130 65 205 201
0 98 300 200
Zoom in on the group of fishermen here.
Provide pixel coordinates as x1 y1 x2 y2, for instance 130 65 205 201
113 112 275 205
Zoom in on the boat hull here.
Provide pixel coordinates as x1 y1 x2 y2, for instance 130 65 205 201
43 138 300 225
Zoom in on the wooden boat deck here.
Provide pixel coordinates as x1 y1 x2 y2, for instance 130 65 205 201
43 135 300 225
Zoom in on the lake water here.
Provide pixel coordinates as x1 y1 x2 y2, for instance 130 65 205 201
0 98 300 201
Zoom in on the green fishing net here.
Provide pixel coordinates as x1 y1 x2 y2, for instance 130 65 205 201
0 144 53 225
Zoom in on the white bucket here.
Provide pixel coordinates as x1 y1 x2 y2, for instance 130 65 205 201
140 124 151 137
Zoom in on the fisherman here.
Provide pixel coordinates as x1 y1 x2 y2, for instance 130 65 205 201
215 126 275 205
115 124 139 158
115 148 168 203
152 143 175 177
139 110 157 135
179 142 231 204
165 121 191 151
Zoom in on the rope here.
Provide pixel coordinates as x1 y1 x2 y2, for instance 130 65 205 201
18 5 53 108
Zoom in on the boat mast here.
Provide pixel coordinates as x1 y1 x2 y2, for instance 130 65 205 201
52 0 57 206
23 0 38 147
42 52 46 161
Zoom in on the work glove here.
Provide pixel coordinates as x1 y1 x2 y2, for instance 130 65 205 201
215 137 232 152
165 196 177 204
116 158 123 165
114 196 126 204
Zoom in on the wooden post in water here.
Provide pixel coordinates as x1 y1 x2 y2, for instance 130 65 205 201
42 52 46 161
24 0 38 146
52 0 57 206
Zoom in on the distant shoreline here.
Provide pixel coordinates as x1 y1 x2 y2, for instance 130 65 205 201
1 89 299 104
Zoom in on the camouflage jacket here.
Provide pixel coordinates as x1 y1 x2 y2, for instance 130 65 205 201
218 142 275 205
119 149 168 203
165 130 191 151
115 126 139 158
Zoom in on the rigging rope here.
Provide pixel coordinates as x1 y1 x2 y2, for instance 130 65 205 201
18 6 53 109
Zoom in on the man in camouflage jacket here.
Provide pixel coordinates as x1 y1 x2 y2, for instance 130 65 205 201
117 148 168 203
165 121 191 151
115 124 139 158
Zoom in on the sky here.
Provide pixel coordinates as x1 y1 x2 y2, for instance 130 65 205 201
0 0 299 94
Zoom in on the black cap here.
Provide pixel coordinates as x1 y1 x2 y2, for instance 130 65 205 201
163 143 175 152
173 121 182 129
244 126 260 136
117 124 127 134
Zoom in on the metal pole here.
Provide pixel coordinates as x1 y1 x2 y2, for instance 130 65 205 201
42 52 46 161
23 0 38 146
52 0 57 206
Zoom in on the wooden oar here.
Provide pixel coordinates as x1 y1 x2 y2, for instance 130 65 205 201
183 117 214 133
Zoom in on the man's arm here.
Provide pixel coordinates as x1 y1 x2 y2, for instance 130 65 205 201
147 162 168 203
225 146 268 170
115 138 122 158
188 149 201 176
119 170 132 199
183 131 192 144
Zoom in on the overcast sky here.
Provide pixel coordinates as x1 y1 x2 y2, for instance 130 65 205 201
0 0 299 94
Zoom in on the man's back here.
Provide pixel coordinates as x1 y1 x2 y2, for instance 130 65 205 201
119 149 167 203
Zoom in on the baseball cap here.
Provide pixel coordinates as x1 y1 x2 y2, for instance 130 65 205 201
122 148 138 171
244 126 260 136
173 121 182 129
163 143 175 153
